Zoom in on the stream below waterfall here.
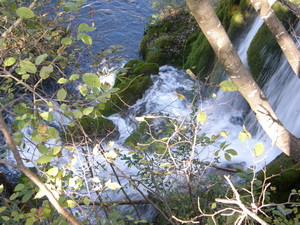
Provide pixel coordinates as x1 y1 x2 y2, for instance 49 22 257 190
1 0 300 222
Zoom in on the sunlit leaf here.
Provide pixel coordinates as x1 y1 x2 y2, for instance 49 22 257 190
197 112 207 125
173 91 186 100
20 60 36 74
39 65 53 79
105 180 121 190
212 93 217 99
186 69 197 79
79 86 88 96
40 112 54 121
219 80 238 92
46 168 59 176
92 177 100 183
0 185 3 193
73 110 83 119
211 202 217 209
4 57 16 67
69 74 80 81
254 142 264 157
83 197 89 206
36 155 52 164
47 127 59 139
82 73 101 88
57 78 69 84
135 117 145 122
16 7 35 19
219 131 228 137
159 162 171 168
83 107 94 115
81 34 92 45
66 200 76 208
52 146 61 156
35 54 48 65
238 132 246 142
34 189 46 199
61 37 72 45
57 88 67 101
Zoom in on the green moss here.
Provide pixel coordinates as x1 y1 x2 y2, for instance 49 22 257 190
257 153 300 202
101 75 153 116
61 116 117 142
132 62 159 76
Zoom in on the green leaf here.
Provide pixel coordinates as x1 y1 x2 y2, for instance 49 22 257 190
57 88 67 101
79 86 88 96
82 73 101 88
219 80 238 92
226 149 237 156
0 184 3 193
254 142 264 157
78 23 96 32
159 162 171 168
52 146 61 155
46 168 59 176
69 74 80 81
224 153 232 161
15 68 27 75
0 206 6 214
4 57 16 66
73 110 83 119
105 180 121 191
47 127 59 139
38 145 48 154
10 192 19 201
57 78 69 84
20 60 36 74
35 54 48 65
16 7 35 19
81 34 92 45
197 112 207 125
34 189 46 199
61 37 72 45
14 183 25 192
219 131 228 137
238 132 247 142
140 159 151 165
39 65 53 79
83 197 89 206
40 112 54 121
67 200 76 208
36 155 52 164
22 74 30 80
211 202 217 209
1 216 10 221
83 107 94 115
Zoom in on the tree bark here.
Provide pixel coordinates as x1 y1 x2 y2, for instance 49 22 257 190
0 113 81 225
250 0 300 77
186 0 300 161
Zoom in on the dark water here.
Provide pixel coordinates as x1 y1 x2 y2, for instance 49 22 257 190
76 0 154 61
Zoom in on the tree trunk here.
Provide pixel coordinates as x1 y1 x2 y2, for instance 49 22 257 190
250 0 300 77
186 0 300 161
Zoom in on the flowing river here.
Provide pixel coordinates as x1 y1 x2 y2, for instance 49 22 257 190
1 0 300 223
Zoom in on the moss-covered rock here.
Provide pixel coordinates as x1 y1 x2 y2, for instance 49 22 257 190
101 60 158 116
140 0 247 80
257 153 300 203
61 116 118 142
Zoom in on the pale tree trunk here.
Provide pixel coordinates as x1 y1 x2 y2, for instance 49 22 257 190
186 0 300 161
0 113 81 225
250 0 300 77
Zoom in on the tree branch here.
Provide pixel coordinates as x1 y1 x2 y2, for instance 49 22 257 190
0 112 81 225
